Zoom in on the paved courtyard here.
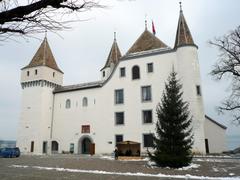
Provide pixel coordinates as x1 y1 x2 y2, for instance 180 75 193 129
0 154 240 180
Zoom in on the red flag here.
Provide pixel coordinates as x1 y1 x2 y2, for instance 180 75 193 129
152 20 156 35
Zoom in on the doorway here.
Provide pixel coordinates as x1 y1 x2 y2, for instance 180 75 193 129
205 139 209 154
78 136 94 154
42 141 47 154
82 138 91 154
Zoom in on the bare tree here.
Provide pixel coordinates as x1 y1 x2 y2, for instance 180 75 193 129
210 25 240 125
0 0 103 40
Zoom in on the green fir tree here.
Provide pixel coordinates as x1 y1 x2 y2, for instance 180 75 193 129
148 70 193 168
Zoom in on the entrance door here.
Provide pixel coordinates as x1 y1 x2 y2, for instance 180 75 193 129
205 139 209 154
43 141 47 154
82 138 91 154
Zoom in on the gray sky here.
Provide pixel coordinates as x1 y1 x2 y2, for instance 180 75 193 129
0 0 240 140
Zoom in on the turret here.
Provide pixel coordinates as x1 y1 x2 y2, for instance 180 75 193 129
17 37 63 154
174 3 205 153
101 32 122 80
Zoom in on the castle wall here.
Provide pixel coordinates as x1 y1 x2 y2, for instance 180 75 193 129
17 66 63 154
52 48 206 154
176 46 206 153
204 117 227 153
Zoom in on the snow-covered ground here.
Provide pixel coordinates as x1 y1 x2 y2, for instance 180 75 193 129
10 165 240 180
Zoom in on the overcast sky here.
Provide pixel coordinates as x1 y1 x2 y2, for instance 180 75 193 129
0 0 240 141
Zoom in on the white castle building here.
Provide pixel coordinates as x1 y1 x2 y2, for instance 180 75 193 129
17 8 227 155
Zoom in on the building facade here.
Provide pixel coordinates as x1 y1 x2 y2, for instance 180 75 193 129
17 8 227 155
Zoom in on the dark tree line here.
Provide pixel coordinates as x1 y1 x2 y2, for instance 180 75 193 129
210 26 240 125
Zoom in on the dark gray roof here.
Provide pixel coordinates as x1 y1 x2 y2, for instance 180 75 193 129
205 115 227 130
54 80 104 93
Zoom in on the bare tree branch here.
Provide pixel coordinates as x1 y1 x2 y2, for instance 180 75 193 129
210 25 240 125
0 0 104 40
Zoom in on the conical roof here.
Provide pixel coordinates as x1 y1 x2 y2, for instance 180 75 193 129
23 37 63 73
102 36 122 69
174 9 195 48
126 29 168 55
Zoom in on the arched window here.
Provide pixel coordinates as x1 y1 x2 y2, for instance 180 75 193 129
82 97 88 107
65 99 71 109
132 65 140 80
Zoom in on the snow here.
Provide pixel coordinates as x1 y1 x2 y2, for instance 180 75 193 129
212 167 219 172
10 164 240 180
195 158 224 162
147 161 200 170
177 163 200 170
100 155 149 161
100 155 114 160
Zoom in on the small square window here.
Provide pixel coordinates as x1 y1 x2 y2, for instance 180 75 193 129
143 110 152 123
82 125 90 133
196 85 201 96
35 69 38 75
120 67 125 77
115 135 123 145
115 112 124 125
143 134 154 147
53 72 55 77
147 63 153 73
27 71 30 76
115 89 124 104
141 86 152 102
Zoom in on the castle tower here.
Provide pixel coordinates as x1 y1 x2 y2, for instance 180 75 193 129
174 3 206 153
101 32 122 80
17 37 63 154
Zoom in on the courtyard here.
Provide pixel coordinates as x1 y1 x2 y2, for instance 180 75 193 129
0 154 239 180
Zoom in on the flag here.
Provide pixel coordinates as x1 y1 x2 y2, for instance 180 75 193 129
152 20 156 35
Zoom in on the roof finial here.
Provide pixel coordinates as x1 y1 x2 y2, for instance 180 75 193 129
179 1 183 12
114 31 116 41
44 30 47 40
145 14 148 30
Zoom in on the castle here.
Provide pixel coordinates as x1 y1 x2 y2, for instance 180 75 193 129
17 7 227 155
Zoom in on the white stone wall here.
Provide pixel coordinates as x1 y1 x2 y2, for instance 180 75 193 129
17 66 63 154
176 46 206 153
21 66 63 85
204 117 227 153
52 47 206 154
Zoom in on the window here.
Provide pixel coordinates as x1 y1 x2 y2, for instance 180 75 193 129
143 134 154 147
120 67 126 77
70 143 74 154
82 125 90 133
115 112 124 125
132 65 140 79
147 63 153 73
143 110 152 123
196 85 201 96
141 86 152 102
115 135 123 145
27 71 30 76
65 99 71 109
82 97 88 107
30 141 34 152
53 72 55 77
35 69 38 75
115 89 124 104
103 71 105 77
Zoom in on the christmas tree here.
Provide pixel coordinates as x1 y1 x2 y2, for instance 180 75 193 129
148 70 193 168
